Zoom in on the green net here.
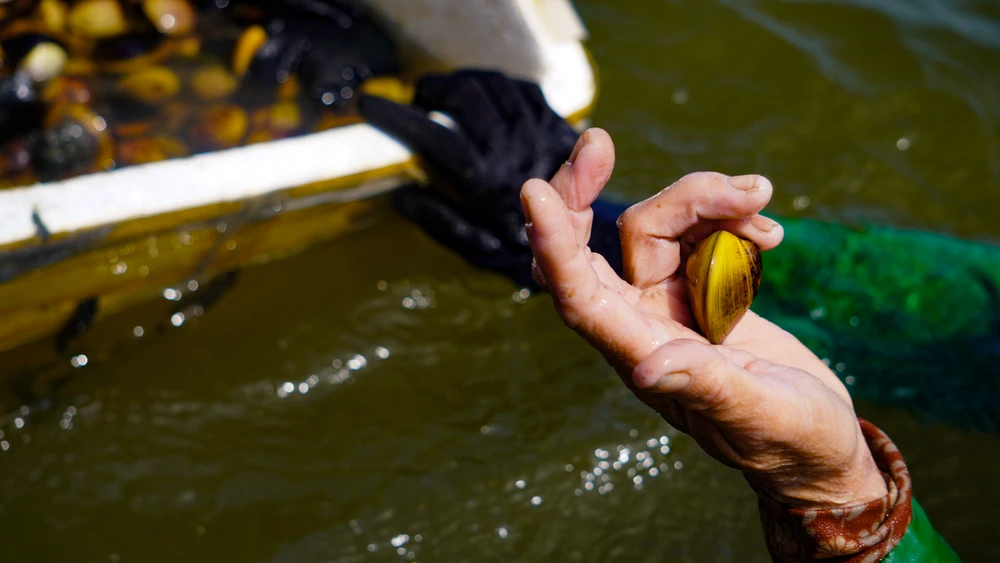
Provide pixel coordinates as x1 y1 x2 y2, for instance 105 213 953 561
755 218 1000 430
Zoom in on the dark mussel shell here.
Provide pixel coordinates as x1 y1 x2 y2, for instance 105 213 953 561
94 31 175 73
0 75 44 143
32 103 113 181
240 0 367 28
0 0 38 24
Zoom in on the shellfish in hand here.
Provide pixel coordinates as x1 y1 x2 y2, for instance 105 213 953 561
685 230 762 345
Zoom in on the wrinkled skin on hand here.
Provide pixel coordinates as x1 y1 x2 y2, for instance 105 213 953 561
359 70 622 287
521 128 889 509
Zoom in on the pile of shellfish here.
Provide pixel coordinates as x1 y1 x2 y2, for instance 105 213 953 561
0 0 401 188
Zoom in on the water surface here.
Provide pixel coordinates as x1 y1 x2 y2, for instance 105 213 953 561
2 1 999 561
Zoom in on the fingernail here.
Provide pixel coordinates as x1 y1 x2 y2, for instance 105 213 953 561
749 215 777 233
521 180 549 222
648 372 691 393
567 130 591 164
728 174 770 192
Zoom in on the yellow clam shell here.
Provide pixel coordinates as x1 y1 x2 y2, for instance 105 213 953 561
117 65 181 104
685 230 762 345
190 64 239 100
232 25 268 77
67 0 128 39
143 0 197 36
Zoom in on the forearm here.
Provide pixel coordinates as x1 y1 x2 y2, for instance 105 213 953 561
755 420 961 562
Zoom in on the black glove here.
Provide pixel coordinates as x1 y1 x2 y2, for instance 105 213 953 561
358 69 623 288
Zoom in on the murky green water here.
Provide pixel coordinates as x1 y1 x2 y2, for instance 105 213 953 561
2 1 999 561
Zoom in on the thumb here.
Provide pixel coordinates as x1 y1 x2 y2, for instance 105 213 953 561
633 339 760 416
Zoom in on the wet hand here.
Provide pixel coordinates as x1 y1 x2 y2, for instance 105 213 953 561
521 128 888 509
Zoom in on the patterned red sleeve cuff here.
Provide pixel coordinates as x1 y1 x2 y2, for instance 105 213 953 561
755 419 914 562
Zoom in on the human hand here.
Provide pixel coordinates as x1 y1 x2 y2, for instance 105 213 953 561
521 128 888 509
358 70 580 287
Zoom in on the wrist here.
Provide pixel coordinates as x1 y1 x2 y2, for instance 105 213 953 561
756 426 889 510
753 419 914 562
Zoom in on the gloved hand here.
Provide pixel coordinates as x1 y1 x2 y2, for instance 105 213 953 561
358 70 622 288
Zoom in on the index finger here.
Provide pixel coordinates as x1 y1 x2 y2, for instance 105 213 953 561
618 172 784 289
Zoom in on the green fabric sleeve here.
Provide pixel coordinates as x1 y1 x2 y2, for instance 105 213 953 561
883 499 963 562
